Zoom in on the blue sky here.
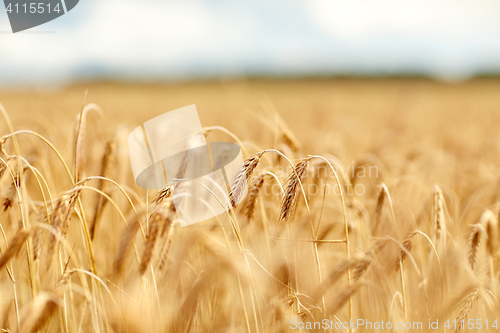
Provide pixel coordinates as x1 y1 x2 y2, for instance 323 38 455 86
1 0 500 86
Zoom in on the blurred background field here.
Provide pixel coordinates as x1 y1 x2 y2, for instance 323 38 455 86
2 77 500 163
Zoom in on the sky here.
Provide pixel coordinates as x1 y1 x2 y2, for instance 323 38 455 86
1 0 500 87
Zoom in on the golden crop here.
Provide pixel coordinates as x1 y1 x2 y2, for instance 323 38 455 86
0 78 499 332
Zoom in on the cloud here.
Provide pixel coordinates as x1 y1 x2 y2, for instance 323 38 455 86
305 0 500 41
1 0 500 86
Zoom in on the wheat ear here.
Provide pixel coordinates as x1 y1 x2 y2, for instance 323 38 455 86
46 188 82 263
468 223 483 271
90 136 117 239
455 290 479 333
372 185 386 235
433 185 446 246
0 228 32 270
480 210 498 258
140 204 173 275
20 292 61 333
329 283 362 315
229 152 264 208
243 173 266 221
74 107 88 182
279 157 311 224
115 211 143 275
468 210 497 271
352 239 386 280
157 224 175 272
394 231 418 270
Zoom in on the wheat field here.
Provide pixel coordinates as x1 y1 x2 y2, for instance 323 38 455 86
0 78 500 332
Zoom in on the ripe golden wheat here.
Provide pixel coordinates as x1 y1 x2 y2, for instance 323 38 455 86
0 79 499 332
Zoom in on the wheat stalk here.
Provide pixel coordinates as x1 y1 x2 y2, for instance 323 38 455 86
19 292 61 333
157 224 175 272
89 136 117 239
73 108 88 182
279 157 311 224
468 223 483 271
140 203 173 274
433 185 446 246
0 157 26 211
155 186 172 205
115 211 142 275
394 231 418 270
372 185 386 235
352 240 386 280
229 152 264 208
46 188 82 264
467 210 497 272
328 283 362 315
479 210 498 258
454 289 479 333
0 228 32 270
243 173 266 221
54 269 77 294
